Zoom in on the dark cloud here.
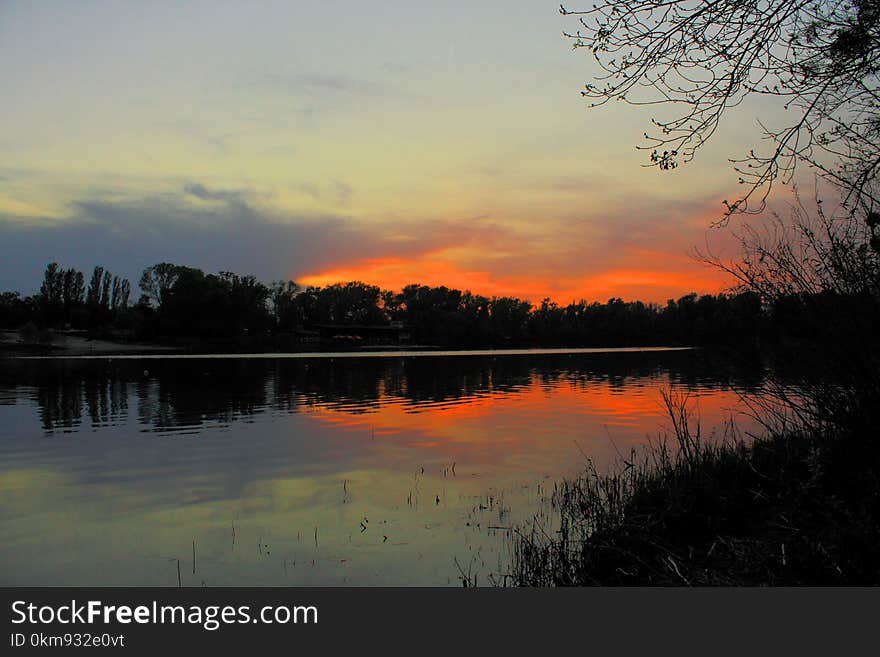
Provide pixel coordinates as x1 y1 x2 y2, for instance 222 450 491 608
0 182 498 294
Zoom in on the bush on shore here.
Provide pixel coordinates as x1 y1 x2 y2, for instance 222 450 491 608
509 391 880 586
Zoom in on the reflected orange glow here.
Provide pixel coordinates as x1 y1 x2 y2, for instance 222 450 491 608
298 378 750 473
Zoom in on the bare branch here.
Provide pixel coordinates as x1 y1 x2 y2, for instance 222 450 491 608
564 0 880 220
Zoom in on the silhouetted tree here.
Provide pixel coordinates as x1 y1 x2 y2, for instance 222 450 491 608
701 190 880 429
111 276 122 311
143 266 272 340
38 263 64 325
119 279 131 309
217 271 271 334
271 280 301 330
99 270 113 310
139 262 183 308
61 268 82 308
0 292 34 329
86 266 104 307
562 0 880 217
297 282 385 325
489 296 532 343
4 264 783 349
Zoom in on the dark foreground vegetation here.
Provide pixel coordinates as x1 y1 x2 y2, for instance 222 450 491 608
509 392 880 585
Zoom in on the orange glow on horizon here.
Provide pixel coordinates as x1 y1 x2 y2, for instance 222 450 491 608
295 254 735 305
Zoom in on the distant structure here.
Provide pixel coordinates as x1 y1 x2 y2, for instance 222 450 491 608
313 322 411 347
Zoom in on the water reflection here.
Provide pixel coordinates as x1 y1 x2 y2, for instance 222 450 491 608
2 351 765 435
0 350 765 585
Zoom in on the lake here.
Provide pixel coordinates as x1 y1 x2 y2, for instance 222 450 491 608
0 348 766 586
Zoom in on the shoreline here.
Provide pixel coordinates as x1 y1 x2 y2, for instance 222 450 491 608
508 403 880 586
0 331 179 356
2 344 695 360
1 329 695 359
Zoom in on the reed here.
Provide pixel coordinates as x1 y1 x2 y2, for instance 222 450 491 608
507 390 880 585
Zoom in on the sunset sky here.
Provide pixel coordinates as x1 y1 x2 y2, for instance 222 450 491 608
0 0 790 303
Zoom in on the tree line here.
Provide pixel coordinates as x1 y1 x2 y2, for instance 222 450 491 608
1 263 133 339
0 259 824 350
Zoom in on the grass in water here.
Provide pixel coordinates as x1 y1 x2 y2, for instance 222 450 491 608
509 390 880 585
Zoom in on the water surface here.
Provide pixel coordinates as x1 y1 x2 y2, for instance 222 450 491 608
0 348 764 585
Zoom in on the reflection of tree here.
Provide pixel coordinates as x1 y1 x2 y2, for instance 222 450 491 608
37 371 83 433
18 363 131 433
272 358 388 414
84 372 128 427
1 352 768 436
135 361 270 432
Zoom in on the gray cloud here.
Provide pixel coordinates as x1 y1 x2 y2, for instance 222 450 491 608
183 182 252 204
0 182 499 295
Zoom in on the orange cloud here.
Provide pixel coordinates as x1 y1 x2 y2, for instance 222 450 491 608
566 266 733 303
297 251 734 304
295 195 742 304
298 255 549 300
